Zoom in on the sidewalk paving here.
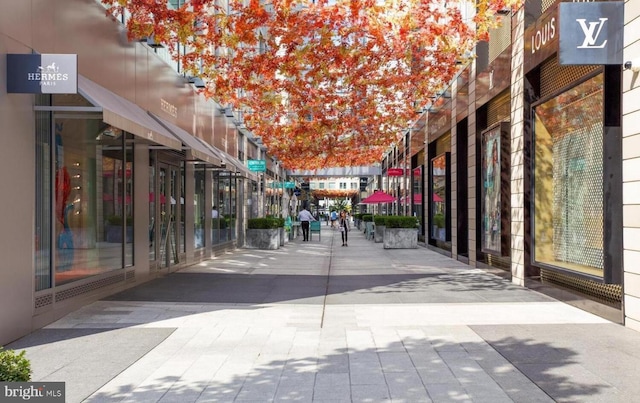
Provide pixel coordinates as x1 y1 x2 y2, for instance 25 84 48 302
8 224 640 402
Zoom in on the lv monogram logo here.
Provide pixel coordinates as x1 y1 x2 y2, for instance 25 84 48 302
576 18 608 49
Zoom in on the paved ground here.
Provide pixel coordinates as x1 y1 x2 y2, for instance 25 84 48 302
8 224 640 402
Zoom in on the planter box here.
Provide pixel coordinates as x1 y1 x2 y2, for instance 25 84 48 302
383 228 418 249
245 228 279 250
374 225 385 243
105 224 133 243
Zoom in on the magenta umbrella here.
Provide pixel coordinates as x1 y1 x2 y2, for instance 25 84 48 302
361 190 396 204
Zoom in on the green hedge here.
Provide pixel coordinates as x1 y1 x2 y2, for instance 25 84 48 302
373 215 386 226
248 217 280 229
362 214 374 222
0 347 31 382
384 215 419 228
433 213 445 228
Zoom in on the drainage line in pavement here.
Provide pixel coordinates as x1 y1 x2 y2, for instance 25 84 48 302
319 229 335 328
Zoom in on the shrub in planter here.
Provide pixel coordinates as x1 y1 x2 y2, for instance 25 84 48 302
384 215 419 228
0 347 32 382
373 215 387 226
362 214 373 222
383 216 418 249
248 217 279 229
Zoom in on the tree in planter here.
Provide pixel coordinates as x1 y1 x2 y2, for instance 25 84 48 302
0 347 31 382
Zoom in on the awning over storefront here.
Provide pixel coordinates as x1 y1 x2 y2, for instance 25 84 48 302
197 140 257 180
77 75 182 150
149 113 223 166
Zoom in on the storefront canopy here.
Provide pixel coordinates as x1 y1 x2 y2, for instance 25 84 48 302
78 75 182 150
149 113 223 166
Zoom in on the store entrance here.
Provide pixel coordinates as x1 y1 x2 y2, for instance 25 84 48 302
150 158 181 271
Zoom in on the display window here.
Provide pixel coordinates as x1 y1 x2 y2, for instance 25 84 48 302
35 94 134 289
533 73 604 278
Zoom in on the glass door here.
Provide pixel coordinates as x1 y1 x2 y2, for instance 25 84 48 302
156 163 179 269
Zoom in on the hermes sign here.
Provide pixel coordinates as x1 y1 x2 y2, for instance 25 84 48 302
6 54 77 94
558 2 623 65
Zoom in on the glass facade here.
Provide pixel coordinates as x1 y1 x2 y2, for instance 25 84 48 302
35 94 134 290
194 165 206 249
533 73 604 278
430 153 447 243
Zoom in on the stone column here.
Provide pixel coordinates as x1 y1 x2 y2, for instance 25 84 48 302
510 7 526 286
623 1 640 332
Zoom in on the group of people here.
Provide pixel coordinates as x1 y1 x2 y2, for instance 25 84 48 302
297 206 350 246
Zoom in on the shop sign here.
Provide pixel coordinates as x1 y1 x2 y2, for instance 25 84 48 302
558 1 623 65
387 168 404 176
6 54 77 94
524 5 558 73
247 159 266 172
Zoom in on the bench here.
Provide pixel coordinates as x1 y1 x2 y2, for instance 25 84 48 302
309 221 321 241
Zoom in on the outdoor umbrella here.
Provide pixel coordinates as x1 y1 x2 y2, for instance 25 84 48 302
361 190 396 204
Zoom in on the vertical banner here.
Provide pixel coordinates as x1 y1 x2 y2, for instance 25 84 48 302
482 125 502 254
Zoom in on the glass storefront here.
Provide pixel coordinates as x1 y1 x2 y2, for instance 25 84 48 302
430 153 448 243
194 165 206 249
35 94 134 290
533 73 604 278
212 171 237 244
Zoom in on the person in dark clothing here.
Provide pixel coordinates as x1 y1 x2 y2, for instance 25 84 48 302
338 210 350 246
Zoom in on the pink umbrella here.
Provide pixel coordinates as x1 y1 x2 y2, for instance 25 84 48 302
361 190 396 204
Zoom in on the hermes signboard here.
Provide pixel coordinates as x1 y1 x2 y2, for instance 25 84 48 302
558 1 623 65
6 54 77 94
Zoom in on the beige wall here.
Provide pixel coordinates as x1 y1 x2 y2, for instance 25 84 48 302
0 35 37 345
623 0 640 331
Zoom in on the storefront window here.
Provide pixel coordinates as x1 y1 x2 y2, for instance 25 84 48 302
194 165 206 249
35 93 135 289
533 73 604 278
430 154 447 243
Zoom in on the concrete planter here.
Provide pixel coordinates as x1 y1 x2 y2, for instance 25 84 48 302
245 228 280 250
374 225 385 243
383 228 418 249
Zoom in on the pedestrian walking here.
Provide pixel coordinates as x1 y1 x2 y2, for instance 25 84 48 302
339 210 350 246
297 204 316 242
330 210 338 229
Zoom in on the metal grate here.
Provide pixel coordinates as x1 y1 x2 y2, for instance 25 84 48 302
487 90 511 127
489 18 511 64
541 0 556 13
55 273 125 302
552 126 604 270
540 56 600 99
35 294 53 309
541 269 622 308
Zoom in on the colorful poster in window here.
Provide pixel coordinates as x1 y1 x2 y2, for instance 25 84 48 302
482 126 501 254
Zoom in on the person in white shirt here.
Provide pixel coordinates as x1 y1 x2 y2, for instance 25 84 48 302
212 206 219 218
297 205 316 242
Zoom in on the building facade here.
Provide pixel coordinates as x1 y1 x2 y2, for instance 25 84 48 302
0 0 289 345
397 0 636 327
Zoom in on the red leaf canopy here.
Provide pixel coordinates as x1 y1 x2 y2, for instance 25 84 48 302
103 0 520 169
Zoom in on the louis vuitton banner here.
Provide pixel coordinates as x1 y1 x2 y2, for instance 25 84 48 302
559 2 623 65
